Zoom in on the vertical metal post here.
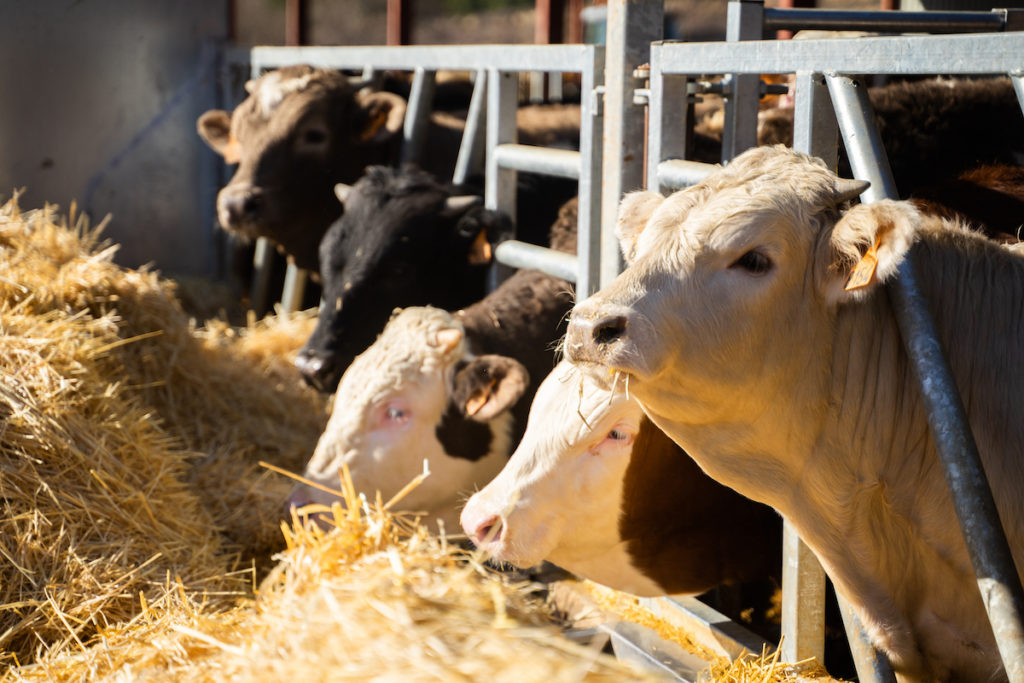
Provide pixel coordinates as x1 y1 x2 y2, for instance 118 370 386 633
837 599 897 682
646 45 688 193
486 68 519 287
250 237 274 317
828 73 1024 683
601 0 663 287
1012 72 1024 117
781 70 832 671
453 69 488 186
401 67 437 168
285 0 308 46
280 265 308 315
722 0 763 161
576 46 605 298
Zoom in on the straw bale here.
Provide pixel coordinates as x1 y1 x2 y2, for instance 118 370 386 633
9 470 659 682
0 197 328 668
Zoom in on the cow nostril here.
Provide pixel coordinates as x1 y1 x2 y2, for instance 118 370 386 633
474 516 504 545
592 315 627 345
241 193 262 218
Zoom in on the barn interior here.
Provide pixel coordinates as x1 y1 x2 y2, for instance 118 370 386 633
1 1 1023 681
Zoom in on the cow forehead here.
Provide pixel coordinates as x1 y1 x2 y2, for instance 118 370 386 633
530 362 639 444
335 307 466 407
635 148 840 260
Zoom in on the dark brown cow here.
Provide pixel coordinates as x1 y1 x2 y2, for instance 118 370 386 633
198 65 421 271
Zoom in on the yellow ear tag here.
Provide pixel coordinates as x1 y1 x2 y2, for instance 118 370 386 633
465 379 497 417
468 230 492 265
844 236 882 291
360 109 389 142
224 136 242 164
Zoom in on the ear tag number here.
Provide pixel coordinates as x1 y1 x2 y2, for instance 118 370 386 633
844 237 882 291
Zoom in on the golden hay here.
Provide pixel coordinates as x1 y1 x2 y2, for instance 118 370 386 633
0 197 329 668
9 468 657 682
0 196 847 681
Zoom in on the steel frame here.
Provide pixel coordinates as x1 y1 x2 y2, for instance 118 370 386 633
228 43 605 309
646 13 1024 682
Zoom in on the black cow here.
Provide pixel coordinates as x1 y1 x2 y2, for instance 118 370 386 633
294 165 511 392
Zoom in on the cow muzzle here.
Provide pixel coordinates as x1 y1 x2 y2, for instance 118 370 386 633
565 300 635 365
295 347 342 393
217 185 265 233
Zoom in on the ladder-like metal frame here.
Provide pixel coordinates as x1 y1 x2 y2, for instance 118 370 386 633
227 43 604 311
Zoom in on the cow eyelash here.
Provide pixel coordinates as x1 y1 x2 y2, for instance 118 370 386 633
730 249 772 274
608 429 628 441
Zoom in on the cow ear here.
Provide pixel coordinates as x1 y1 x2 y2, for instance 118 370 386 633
354 91 407 144
197 110 241 163
453 355 529 422
820 200 920 305
616 191 665 264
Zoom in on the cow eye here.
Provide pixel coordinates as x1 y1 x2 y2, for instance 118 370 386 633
299 127 329 148
603 428 633 446
730 250 772 275
386 407 407 421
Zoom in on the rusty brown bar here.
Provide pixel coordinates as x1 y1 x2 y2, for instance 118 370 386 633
387 0 412 46
285 0 308 46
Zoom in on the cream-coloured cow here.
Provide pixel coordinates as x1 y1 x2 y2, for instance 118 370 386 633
565 145 1024 682
460 360 780 597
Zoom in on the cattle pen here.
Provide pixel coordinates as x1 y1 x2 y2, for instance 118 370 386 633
212 3 1024 680
2 0 1023 680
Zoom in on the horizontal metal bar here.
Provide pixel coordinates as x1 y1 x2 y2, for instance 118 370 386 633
493 240 578 283
248 44 601 74
639 595 769 661
652 32 1024 75
656 159 717 189
763 7 1005 34
493 144 581 179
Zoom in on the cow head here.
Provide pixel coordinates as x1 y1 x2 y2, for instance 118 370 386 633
460 360 781 596
197 65 407 271
564 146 924 460
295 165 509 393
287 307 528 532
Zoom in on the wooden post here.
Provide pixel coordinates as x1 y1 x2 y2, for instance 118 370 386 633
387 0 412 45
285 0 308 46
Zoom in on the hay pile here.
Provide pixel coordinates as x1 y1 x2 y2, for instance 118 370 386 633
0 197 656 681
11 470 656 681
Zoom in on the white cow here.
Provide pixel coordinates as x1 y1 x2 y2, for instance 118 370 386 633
565 145 1024 682
461 360 781 597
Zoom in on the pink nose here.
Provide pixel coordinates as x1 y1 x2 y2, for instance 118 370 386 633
460 504 505 547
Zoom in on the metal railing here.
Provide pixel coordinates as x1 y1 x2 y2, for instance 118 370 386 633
227 43 605 310
645 9 1024 681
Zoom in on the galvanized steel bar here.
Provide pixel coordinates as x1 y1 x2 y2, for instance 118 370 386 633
825 74 898 198
250 237 274 318
493 144 581 179
575 46 604 298
280 263 308 314
493 240 578 282
401 67 436 167
763 7 1006 34
485 68 518 287
651 32 1024 76
721 1 762 161
828 73 1024 683
655 159 716 190
249 44 596 73
452 69 487 186
600 0 662 288
646 46 688 193
780 70 833 672
836 598 897 682
780 522 826 666
1013 73 1024 120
